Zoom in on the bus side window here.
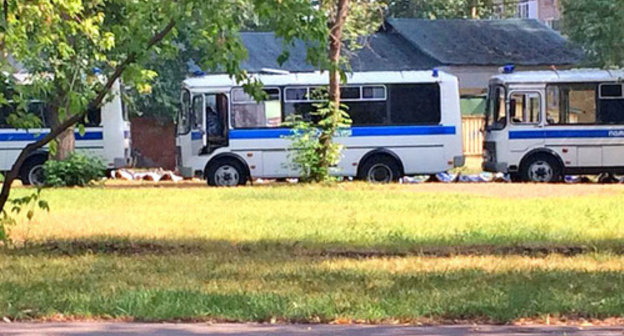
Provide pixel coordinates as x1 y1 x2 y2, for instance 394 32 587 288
231 88 282 129
0 104 14 128
546 84 597 125
27 102 49 128
85 107 102 127
509 92 540 124
390 84 441 125
599 84 624 124
546 86 560 124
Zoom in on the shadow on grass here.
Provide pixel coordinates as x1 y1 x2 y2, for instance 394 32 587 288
1 258 624 323
4 236 624 257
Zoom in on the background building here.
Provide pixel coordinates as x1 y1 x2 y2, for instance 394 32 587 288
516 0 562 30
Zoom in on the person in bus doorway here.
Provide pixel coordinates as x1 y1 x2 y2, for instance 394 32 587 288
206 105 223 137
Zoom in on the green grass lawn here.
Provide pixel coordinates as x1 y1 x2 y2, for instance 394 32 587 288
1 183 624 323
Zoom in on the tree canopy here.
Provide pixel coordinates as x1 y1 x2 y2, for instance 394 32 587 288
562 0 624 68
386 0 515 19
0 0 328 215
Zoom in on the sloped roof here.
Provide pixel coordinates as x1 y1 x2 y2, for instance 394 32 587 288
239 31 438 73
385 18 584 66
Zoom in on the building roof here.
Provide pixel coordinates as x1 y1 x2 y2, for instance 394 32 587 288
385 18 584 66
491 69 624 84
239 31 438 73
208 19 584 75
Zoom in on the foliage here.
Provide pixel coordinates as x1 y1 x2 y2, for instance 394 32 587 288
0 0 330 231
43 154 106 187
562 0 624 68
386 0 516 19
0 0 326 148
0 189 48 244
285 99 351 182
286 0 384 183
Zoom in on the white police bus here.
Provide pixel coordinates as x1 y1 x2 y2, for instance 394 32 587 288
483 68 624 182
0 80 131 185
176 70 464 186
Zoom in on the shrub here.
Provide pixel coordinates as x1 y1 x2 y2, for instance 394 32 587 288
43 153 106 187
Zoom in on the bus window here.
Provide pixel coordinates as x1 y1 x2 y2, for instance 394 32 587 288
599 84 624 124
340 87 360 100
177 89 191 135
390 84 440 125
85 107 102 127
485 85 506 130
346 101 387 125
231 88 282 128
547 84 597 124
362 86 385 100
192 95 204 129
509 92 540 124
0 103 14 128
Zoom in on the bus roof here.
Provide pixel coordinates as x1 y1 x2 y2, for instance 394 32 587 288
183 70 456 89
491 69 624 85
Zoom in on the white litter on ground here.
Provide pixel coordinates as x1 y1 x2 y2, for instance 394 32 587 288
110 169 184 183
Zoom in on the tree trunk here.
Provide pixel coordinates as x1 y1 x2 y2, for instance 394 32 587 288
316 0 349 176
53 126 75 160
49 105 76 161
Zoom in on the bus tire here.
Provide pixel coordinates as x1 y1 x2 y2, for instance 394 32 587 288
205 158 248 187
20 155 48 186
520 153 562 183
358 155 401 183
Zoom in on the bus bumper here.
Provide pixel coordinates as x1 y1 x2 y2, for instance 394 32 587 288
483 161 508 173
453 155 465 168
179 166 193 178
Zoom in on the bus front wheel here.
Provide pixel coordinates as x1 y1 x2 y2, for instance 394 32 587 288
520 154 562 183
205 159 248 187
20 155 47 186
358 156 401 183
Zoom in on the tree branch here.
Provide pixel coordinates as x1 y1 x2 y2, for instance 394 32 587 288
0 19 176 213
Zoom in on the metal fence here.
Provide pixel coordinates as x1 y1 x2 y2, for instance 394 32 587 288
462 116 484 156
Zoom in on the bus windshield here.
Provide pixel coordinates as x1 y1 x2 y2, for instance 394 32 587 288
177 89 191 135
485 85 506 130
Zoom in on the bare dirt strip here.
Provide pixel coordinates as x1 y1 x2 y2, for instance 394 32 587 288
0 322 622 336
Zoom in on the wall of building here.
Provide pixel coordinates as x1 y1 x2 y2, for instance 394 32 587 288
130 117 176 170
517 0 561 29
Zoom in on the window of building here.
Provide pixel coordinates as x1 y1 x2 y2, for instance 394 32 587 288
390 84 440 124
231 88 282 128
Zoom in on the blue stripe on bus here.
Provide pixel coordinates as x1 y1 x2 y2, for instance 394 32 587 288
509 129 624 139
0 131 103 142
209 126 455 140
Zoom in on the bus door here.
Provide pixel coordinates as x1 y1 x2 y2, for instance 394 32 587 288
191 93 229 155
203 93 229 154
507 91 544 153
190 94 204 155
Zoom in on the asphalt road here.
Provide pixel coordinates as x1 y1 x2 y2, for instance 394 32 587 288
0 323 622 336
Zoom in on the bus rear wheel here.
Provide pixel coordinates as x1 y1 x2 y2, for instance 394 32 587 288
205 158 248 187
359 156 401 183
520 154 562 183
20 155 47 186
